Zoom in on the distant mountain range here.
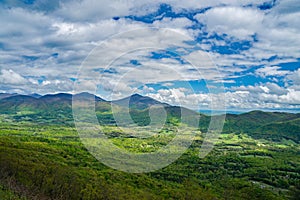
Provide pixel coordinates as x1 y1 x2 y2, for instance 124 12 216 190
0 92 299 142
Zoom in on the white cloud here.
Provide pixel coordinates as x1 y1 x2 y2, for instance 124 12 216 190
142 85 155 93
256 66 290 78
194 2 300 67
74 29 217 99
225 83 300 108
232 83 288 95
145 81 300 110
55 0 133 22
0 69 27 85
154 0 267 13
196 6 264 40
271 0 300 15
41 80 51 86
287 69 300 85
278 89 300 104
0 0 299 110
153 17 193 29
285 68 300 90
162 82 174 87
0 5 152 95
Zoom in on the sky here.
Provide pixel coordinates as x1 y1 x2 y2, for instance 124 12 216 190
0 0 299 111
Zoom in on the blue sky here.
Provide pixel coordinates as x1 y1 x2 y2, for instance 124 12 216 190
0 0 299 111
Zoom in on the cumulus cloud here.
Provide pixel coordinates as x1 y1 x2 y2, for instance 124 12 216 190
0 69 27 85
0 0 299 111
287 69 300 85
256 66 290 78
55 0 133 22
147 0 267 13
232 83 288 95
146 85 299 110
153 17 194 29
194 1 300 68
196 6 264 40
285 68 300 90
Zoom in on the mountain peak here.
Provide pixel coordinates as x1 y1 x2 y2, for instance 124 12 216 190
29 93 42 98
42 93 72 97
131 93 143 97
74 92 105 101
0 93 18 100
40 93 72 102
113 93 168 110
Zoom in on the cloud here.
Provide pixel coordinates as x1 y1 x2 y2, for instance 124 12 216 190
0 69 27 85
152 17 193 29
0 5 150 95
54 0 133 22
255 66 290 78
271 0 300 14
287 69 300 84
231 83 288 95
0 0 299 110
148 0 267 13
285 68 300 91
196 6 264 40
161 91 300 110
74 28 213 99
193 2 300 68
145 80 300 110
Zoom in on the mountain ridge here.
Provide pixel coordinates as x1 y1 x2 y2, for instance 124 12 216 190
0 92 299 115
0 92 299 142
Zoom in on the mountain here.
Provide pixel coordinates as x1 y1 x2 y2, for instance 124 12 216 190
0 92 106 114
255 119 300 141
224 110 296 130
0 93 299 142
113 94 207 127
74 92 106 102
40 93 72 102
0 93 17 100
0 95 44 114
223 110 300 142
112 93 169 110
226 110 295 123
0 93 107 124
29 93 42 98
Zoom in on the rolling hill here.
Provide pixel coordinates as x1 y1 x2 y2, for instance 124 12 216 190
223 111 300 141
